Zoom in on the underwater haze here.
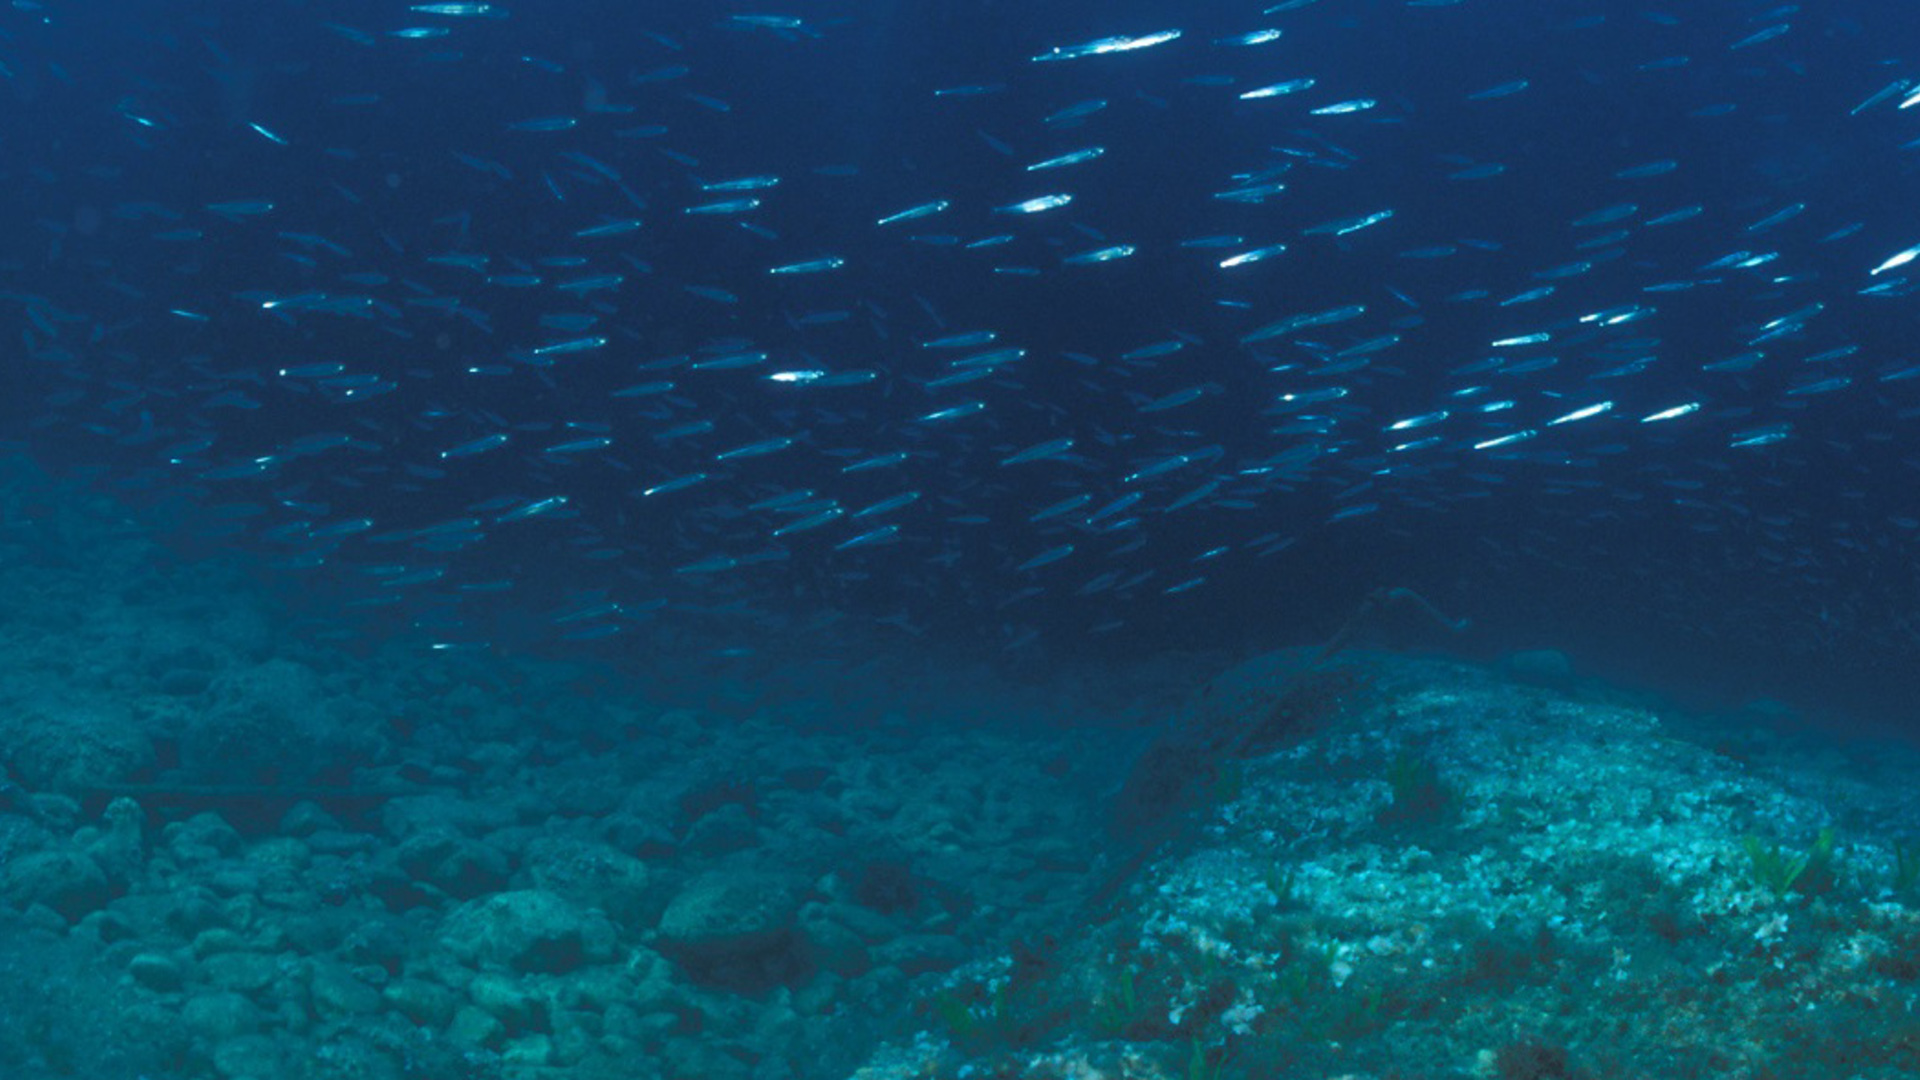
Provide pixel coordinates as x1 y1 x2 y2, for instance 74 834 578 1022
9 1 1920 1078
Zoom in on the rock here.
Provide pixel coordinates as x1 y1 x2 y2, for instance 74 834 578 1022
381 793 514 841
164 812 243 861
164 890 227 937
797 903 871 978
306 829 375 856
523 837 652 926
87 796 146 884
127 952 185 992
303 1035 400 1080
192 927 251 958
395 827 509 899
0 698 154 791
1114 650 1365 838
503 1034 554 1067
446 1003 503 1048
439 890 615 974
247 837 311 872
548 1010 598 1067
681 803 760 855
158 666 212 697
1 849 113 922
189 658 384 782
467 972 543 1030
870 932 967 977
208 868 262 897
383 979 458 1028
550 963 634 1014
75 906 138 946
204 951 278 994
182 990 265 1041
210 1033 284 1080
278 801 339 837
655 872 812 990
309 959 382 1017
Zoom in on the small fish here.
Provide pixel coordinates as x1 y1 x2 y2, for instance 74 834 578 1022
507 116 578 132
834 525 900 550
877 200 950 226
1870 243 1920 276
575 219 644 238
853 492 921 518
1043 99 1109 125
841 451 909 473
922 331 998 349
1016 544 1075 571
996 194 1073 214
769 256 845 275
703 175 781 191
1032 30 1181 63
1217 29 1282 46
440 434 509 459
1239 79 1315 100
1026 148 1105 171
715 436 795 461
1001 437 1075 466
685 198 761 215
1465 79 1530 101
772 507 844 537
531 336 607 357
643 472 708 497
497 496 569 523
1063 244 1136 265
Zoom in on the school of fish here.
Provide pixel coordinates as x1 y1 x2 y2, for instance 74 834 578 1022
4 1 1919 685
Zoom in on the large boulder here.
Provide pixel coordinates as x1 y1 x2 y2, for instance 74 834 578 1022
0 698 153 792
181 658 385 782
439 890 615 974
654 872 812 991
1 849 113 922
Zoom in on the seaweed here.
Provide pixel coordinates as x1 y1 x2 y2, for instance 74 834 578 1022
1375 751 1460 829
1741 828 1837 899
1892 838 1920 898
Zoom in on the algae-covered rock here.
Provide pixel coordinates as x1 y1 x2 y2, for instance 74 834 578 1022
308 959 382 1017
209 1032 283 1079
382 978 458 1028
0 698 154 791
503 1033 554 1067
655 872 812 990
202 949 278 991
381 792 516 841
446 1003 504 1048
439 889 615 973
395 827 509 899
870 932 966 977
182 990 265 1041
188 657 385 783
1 848 113 922
523 836 652 926
309 1034 402 1080
797 902 873 978
467 971 543 1029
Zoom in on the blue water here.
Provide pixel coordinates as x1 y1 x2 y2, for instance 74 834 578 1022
6 1 1920 713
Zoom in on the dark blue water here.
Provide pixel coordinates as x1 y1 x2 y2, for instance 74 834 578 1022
7 0 1920 725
